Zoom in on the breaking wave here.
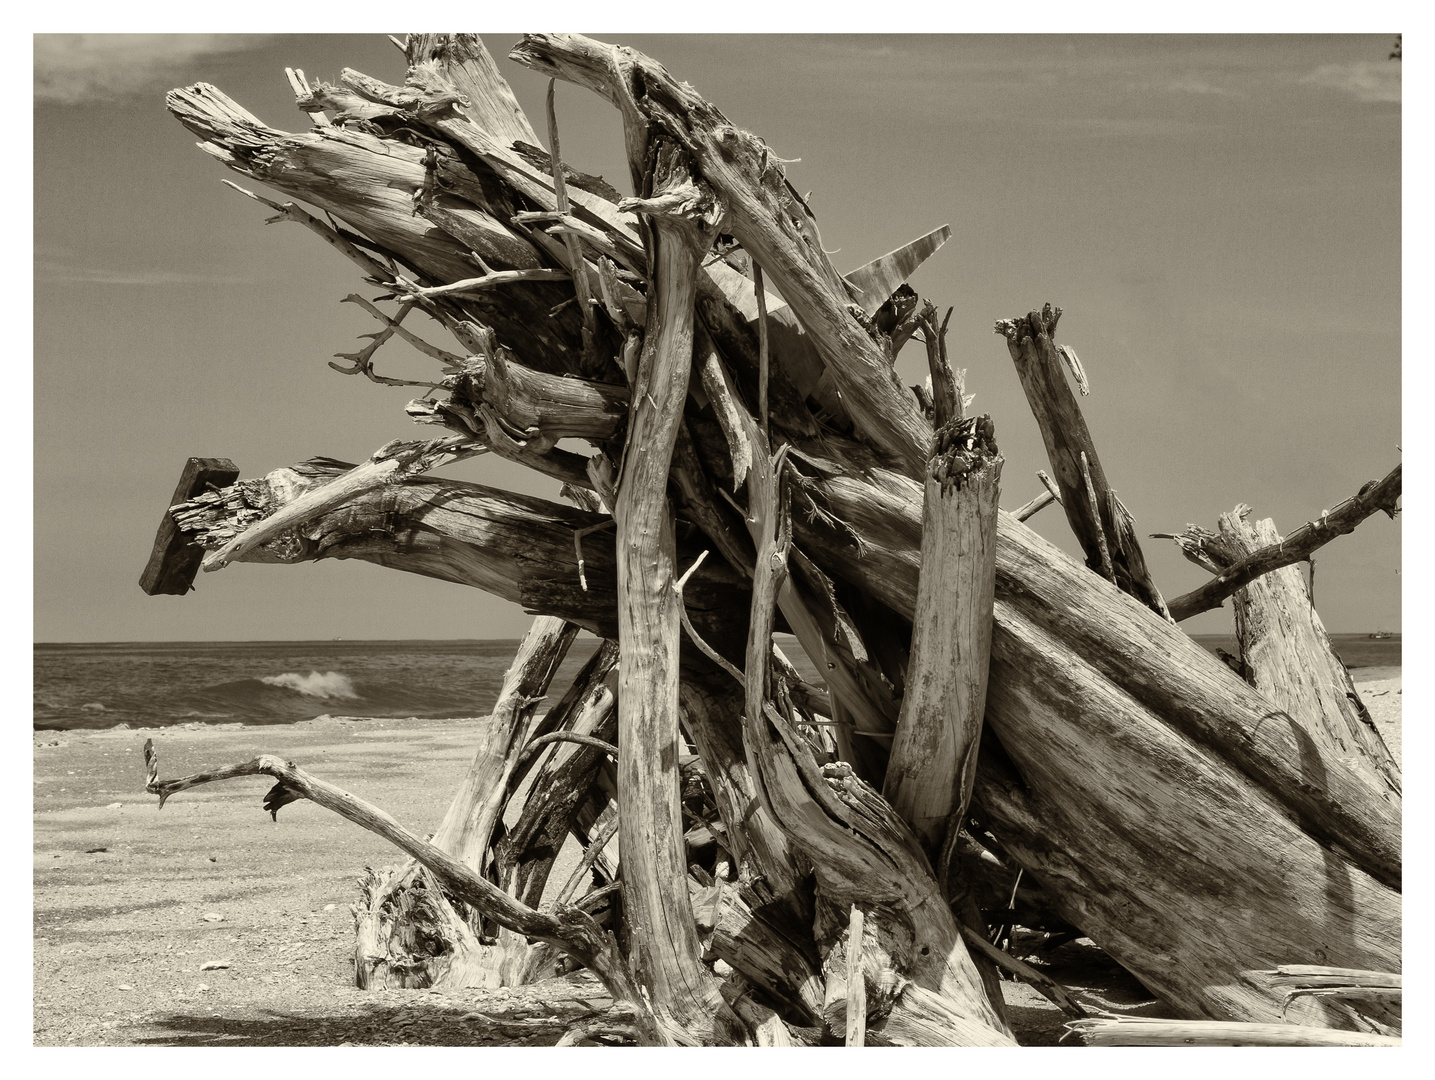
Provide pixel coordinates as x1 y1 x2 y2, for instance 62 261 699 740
259 671 359 700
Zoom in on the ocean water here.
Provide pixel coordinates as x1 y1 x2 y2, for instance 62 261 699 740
33 633 1399 733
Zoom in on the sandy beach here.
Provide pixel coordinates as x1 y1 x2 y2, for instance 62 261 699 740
32 669 1401 1047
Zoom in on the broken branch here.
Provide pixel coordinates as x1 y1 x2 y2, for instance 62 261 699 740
1162 463 1402 621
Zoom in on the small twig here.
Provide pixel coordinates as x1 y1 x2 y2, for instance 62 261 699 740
554 812 621 908
342 294 467 366
513 211 645 277
140 739 665 1043
516 731 618 774
1037 469 1062 503
956 924 1088 1019
1012 489 1056 522
221 180 396 285
990 867 1022 950
398 269 571 303
285 67 331 126
1057 344 1090 396
573 519 615 592
754 262 771 444
674 552 747 686
545 79 599 358
1080 452 1116 584
1161 463 1401 621
329 303 436 387
572 881 622 913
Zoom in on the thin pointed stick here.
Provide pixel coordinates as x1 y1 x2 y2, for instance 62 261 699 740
1079 451 1116 584
1160 463 1400 621
674 551 746 686
573 519 614 592
343 294 467 365
754 262 771 443
397 268 571 301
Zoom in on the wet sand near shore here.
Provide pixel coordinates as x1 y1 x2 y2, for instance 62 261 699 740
33 672 1401 1047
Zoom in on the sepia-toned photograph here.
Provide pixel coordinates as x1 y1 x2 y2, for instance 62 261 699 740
34 28 1401 1048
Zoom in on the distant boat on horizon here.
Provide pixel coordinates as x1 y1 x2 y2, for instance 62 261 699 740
1368 631 1397 640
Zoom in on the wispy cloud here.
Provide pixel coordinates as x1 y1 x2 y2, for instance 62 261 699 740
34 34 271 105
36 254 249 287
1302 61 1401 104
1163 74 1243 98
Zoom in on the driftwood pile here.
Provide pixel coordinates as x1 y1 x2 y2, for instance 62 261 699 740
138 34 1401 1047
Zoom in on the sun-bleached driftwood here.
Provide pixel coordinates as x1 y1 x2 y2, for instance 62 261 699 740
146 32 1402 1045
166 458 750 657
495 640 620 909
197 437 483 572
162 449 1400 1028
352 615 580 991
1204 506 1400 796
607 142 735 1041
510 34 932 476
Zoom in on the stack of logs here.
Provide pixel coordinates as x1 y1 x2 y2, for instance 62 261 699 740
139 33 1401 1047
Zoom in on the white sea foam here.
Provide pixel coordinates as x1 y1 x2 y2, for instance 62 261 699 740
80 702 106 711
260 671 359 700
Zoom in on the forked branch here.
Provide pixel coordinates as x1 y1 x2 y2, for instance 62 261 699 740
1159 463 1401 622
141 739 672 1044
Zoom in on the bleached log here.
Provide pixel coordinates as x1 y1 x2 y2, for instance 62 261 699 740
1214 507 1400 795
883 413 1002 854
609 143 733 1040
495 640 620 909
166 83 590 373
431 618 579 867
167 459 749 655
1065 1016 1399 1047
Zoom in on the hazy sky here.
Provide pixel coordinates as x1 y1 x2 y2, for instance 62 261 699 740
32 32 1401 641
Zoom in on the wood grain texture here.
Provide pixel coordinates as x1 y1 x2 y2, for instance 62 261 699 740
884 417 1002 854
1219 509 1401 794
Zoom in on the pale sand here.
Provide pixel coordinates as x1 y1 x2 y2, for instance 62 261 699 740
32 670 1401 1046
